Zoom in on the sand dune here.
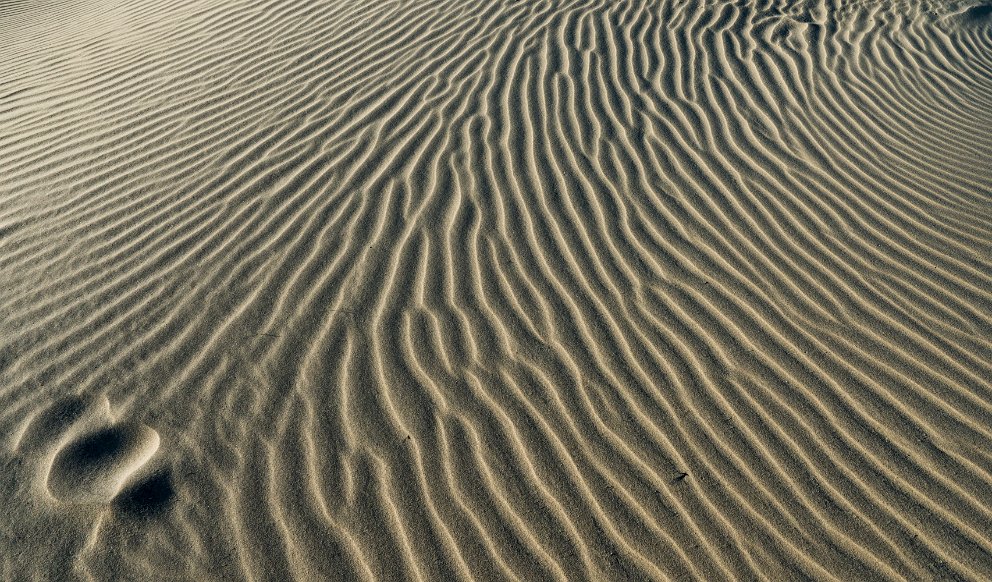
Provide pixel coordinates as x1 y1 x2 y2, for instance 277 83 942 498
2 0 992 579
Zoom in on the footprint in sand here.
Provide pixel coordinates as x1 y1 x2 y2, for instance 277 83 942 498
18 395 165 506
966 4 992 19
113 470 176 516
952 3 992 25
46 423 160 504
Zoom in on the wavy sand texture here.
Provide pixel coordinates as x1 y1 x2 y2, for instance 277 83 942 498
2 0 992 579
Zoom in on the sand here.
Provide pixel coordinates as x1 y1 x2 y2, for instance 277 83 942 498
2 0 992 579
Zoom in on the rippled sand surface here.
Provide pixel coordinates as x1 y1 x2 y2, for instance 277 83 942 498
2 0 992 579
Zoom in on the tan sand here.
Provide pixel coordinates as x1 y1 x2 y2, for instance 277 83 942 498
2 0 992 579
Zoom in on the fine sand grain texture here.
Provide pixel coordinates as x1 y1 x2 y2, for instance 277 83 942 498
2 0 992 580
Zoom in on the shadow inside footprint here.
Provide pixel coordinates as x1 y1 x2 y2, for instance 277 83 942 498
114 471 175 517
962 4 992 21
64 428 127 464
964 4 992 20
47 424 159 504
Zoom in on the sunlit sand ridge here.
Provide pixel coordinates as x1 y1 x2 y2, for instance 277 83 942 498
2 0 992 579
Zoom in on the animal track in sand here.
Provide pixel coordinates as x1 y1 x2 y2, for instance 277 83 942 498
46 423 160 505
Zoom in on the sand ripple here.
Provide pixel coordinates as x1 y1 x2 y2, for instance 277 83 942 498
2 0 992 579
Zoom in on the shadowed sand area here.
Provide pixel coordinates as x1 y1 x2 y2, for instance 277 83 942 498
2 0 992 579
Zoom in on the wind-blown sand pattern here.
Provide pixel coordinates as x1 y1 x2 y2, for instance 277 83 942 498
2 0 992 579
